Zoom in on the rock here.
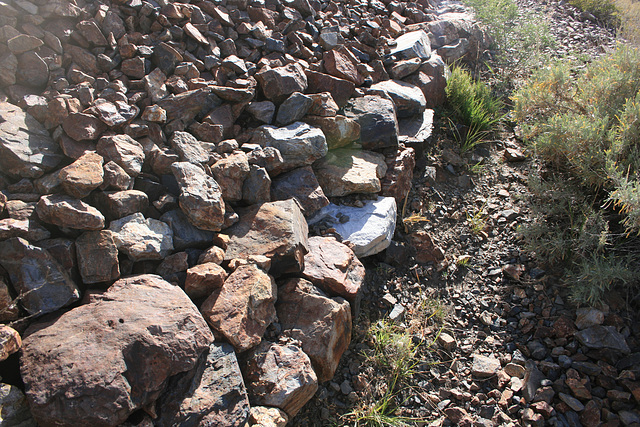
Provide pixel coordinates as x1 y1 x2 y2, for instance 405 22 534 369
445 407 473 426
255 63 307 103
618 410 640 426
185 263 228 299
108 213 173 261
224 199 309 275
472 354 501 378
121 57 146 79
270 166 329 217
399 108 434 144
0 218 51 242
36 194 105 230
323 48 364 85
253 122 327 172
389 30 432 60
242 339 318 418
438 333 457 351
308 196 397 258
305 70 355 108
211 151 251 203
94 99 138 128
160 209 215 251
62 113 107 142
170 131 210 165
247 146 286 177
141 105 166 123
277 278 352 382
172 162 225 232
390 58 422 80
276 92 314 125
158 88 216 123
7 34 43 54
0 278 20 322
245 406 288 427
20 275 213 427
155 342 250 427
151 42 183 76
504 363 526 378
559 392 585 412
381 145 416 204
0 102 63 179
575 326 631 354
343 95 399 150
92 190 149 220
102 161 133 191
201 263 276 352
247 101 276 124
242 165 271 205
0 52 18 86
504 147 526 162
0 383 36 427
0 237 80 317
307 92 339 117
369 80 427 118
0 325 21 362
303 115 360 150
575 307 605 330
17 52 49 89
313 148 387 197
59 151 104 198
75 230 120 284
96 134 145 177
301 236 365 306
144 68 169 103
523 360 545 403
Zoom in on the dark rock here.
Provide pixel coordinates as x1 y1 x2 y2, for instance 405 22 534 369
270 166 329 218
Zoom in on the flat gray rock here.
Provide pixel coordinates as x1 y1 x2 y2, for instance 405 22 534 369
253 122 327 172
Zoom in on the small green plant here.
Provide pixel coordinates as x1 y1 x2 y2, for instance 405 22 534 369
466 207 488 234
568 0 619 25
445 66 504 151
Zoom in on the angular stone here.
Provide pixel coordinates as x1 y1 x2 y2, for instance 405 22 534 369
36 194 105 230
438 333 457 351
63 112 107 141
313 148 387 197
399 108 434 143
255 62 307 103
92 190 149 220
184 22 209 45
0 383 36 427
559 392 585 412
101 10 126 40
65 45 99 75
20 275 213 427
304 115 360 150
0 218 50 242
158 89 215 123
101 161 133 191
144 68 169 103
575 307 605 330
308 197 396 258
277 278 351 382
141 104 166 123
305 70 355 108
301 236 364 306
198 246 225 265
247 146 286 177
94 99 138 128
201 263 276 352
108 213 173 262
59 151 104 198
270 166 329 218
170 131 210 165
242 339 318 418
307 92 339 117
185 263 228 299
152 42 183 76
159 209 215 252
323 48 364 85
76 20 108 46
389 30 432 60
254 122 327 172
96 134 145 177
381 145 416 204
0 52 18 86
472 354 501 378
0 278 20 322
343 95 399 150
172 162 225 232
121 57 146 79
224 199 309 275
0 102 63 179
211 151 251 203
75 230 120 284
369 80 427 118
17 52 48 89
390 58 422 80
246 406 288 427
155 342 250 427
242 165 271 205
7 34 43 54
247 101 276 124
0 325 21 362
276 92 313 126
0 237 80 317
575 326 630 354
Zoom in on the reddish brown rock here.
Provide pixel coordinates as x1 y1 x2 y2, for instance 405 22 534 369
255 63 307 103
96 134 145 177
242 339 318 418
305 70 355 108
301 236 364 306
172 162 225 232
101 161 133 191
185 263 228 299
277 278 352 382
59 151 104 198
410 231 445 264
0 325 21 363
323 48 364 85
224 199 309 275
20 275 214 427
91 190 149 220
7 34 43 54
75 230 120 284
201 263 276 352
307 92 339 117
381 145 416 205
0 278 20 322
211 151 251 203
313 148 387 197
0 218 50 242
62 113 107 142
36 194 105 230
580 400 601 427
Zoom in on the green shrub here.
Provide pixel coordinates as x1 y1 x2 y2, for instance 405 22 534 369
568 0 619 25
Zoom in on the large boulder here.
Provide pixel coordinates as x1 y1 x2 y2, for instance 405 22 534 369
201 263 276 352
172 162 225 232
0 102 63 179
224 199 309 275
277 278 352 382
253 122 327 172
20 275 214 427
343 95 399 150
305 70 355 108
389 30 432 60
155 342 250 427
313 148 387 197
303 115 360 150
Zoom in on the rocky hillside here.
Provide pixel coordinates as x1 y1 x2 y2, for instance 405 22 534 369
0 0 490 425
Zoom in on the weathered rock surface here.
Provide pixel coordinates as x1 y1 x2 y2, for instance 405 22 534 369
245 406 288 427
0 325 22 362
160 209 215 251
277 278 352 382
201 263 276 352
0 237 80 317
224 199 309 275
170 131 210 165
20 275 213 427
343 95 399 150
0 383 36 427
0 278 20 322
0 218 50 242
36 194 105 230
242 339 318 418
185 262 228 300
172 162 225 232
253 122 327 172
92 190 149 221
313 148 387 197
59 151 105 199
211 151 251 203
389 30 432 60
155 342 250 427
369 80 427 118
108 213 173 261
270 166 329 218
75 230 120 284
303 115 360 150
381 146 417 204
96 134 145 178
255 63 307 103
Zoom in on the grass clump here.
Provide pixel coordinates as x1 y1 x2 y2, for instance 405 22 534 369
445 66 504 151
568 0 619 24
514 46 640 304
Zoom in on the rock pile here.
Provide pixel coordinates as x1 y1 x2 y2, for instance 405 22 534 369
0 0 485 423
